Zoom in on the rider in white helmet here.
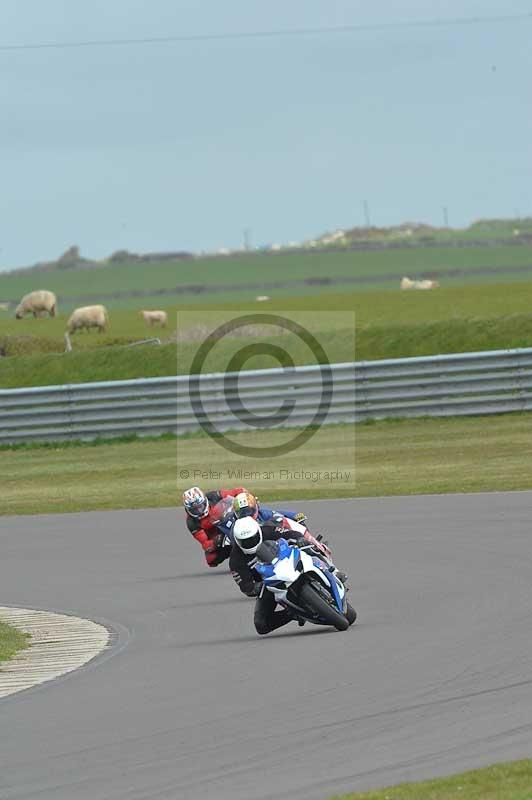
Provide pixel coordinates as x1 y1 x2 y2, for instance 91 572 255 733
230 514 346 635
230 516 301 634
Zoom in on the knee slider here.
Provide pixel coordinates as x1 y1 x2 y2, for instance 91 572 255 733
254 619 270 635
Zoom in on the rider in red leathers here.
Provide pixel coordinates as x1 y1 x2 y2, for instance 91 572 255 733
182 486 247 567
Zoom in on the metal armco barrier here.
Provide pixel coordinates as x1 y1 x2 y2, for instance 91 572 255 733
1 347 532 444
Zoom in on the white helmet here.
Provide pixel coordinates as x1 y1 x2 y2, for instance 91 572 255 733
233 517 263 555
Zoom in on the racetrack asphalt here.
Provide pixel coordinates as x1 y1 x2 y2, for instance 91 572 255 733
0 492 531 799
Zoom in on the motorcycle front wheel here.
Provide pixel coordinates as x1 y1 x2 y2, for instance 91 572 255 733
300 583 350 631
346 602 357 625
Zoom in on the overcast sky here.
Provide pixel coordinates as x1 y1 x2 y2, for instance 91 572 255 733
1 0 531 269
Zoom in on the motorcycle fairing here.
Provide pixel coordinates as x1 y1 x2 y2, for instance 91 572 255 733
256 539 346 616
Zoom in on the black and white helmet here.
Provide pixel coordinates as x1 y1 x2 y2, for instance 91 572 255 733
233 517 263 555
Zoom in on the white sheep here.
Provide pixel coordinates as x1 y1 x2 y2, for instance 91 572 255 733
416 279 440 290
67 305 108 334
400 277 439 290
15 290 57 318
140 310 168 328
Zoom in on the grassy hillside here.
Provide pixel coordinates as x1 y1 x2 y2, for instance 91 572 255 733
2 315 532 388
0 244 532 312
319 216 532 247
1 282 532 388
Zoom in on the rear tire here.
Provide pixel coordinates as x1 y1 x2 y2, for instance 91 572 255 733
300 583 350 631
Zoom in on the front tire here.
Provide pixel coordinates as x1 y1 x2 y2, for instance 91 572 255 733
346 602 357 625
300 583 350 631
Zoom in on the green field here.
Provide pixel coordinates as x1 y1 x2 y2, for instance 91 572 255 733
3 279 532 336
1 234 531 389
332 759 532 800
1 231 531 387
0 620 29 665
1 281 532 388
2 414 532 516
1 242 532 312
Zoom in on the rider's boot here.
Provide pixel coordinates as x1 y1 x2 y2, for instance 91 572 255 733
287 609 307 627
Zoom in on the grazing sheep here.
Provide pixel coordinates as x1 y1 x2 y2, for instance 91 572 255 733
416 279 440 290
67 304 108 333
140 310 167 328
255 296 270 302
15 290 57 318
400 277 439 290
0 302 9 311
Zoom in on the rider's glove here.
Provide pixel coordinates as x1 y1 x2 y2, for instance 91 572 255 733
247 582 262 598
294 536 310 549
294 512 307 524
274 524 292 536
287 537 301 547
206 533 224 553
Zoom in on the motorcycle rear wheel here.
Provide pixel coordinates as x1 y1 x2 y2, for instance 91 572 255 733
300 583 350 631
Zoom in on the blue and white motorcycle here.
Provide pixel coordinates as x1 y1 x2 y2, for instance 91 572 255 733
255 538 356 632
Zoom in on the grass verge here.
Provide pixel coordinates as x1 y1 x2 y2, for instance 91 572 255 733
0 620 30 665
2 310 532 388
1 413 532 516
331 759 532 800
